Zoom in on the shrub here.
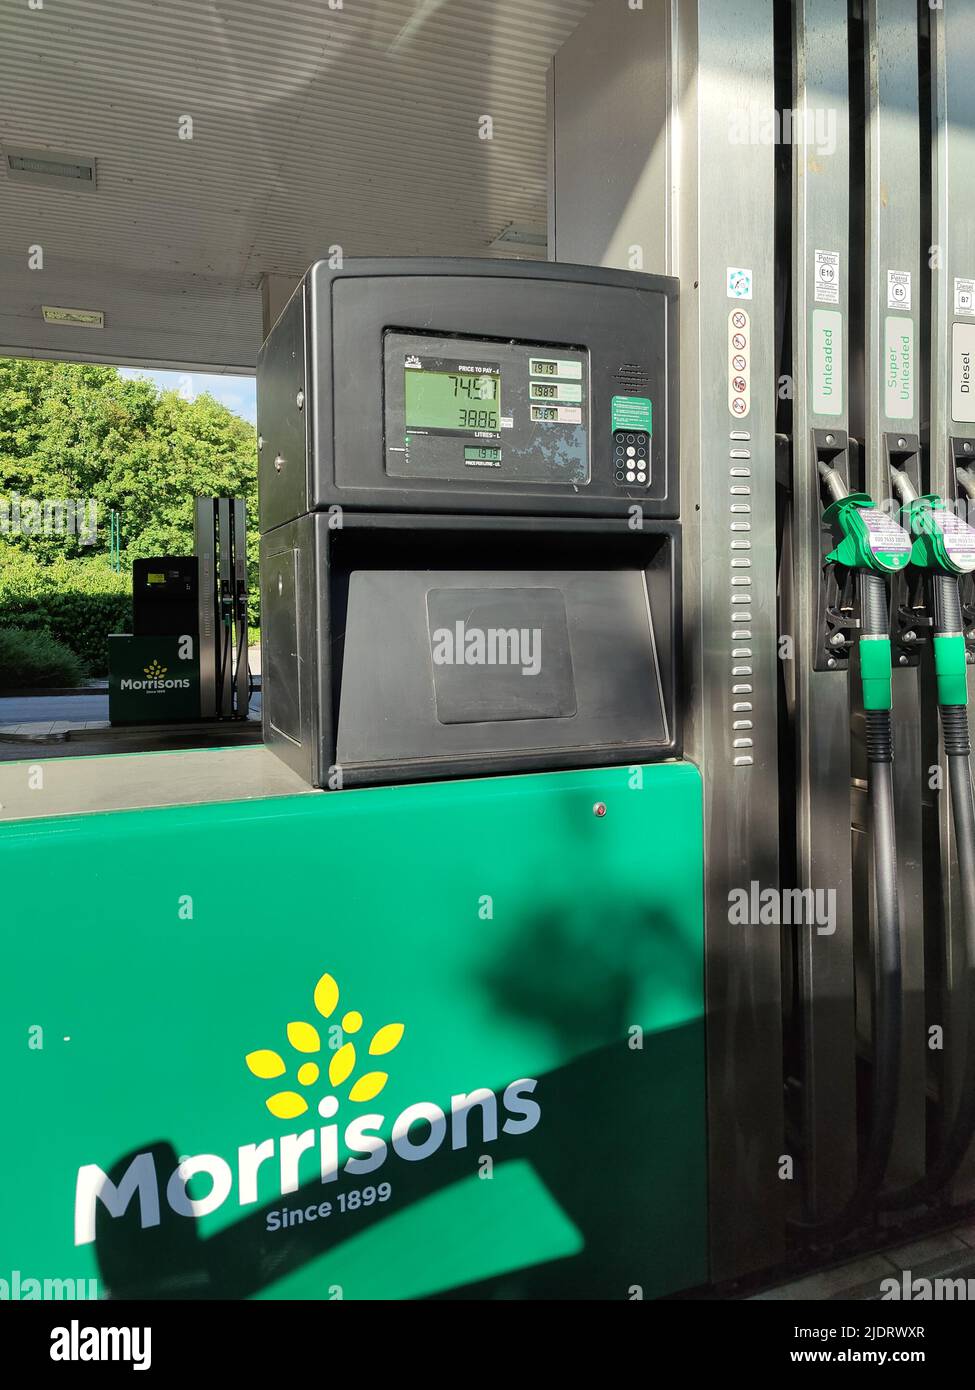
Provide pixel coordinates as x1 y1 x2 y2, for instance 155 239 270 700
0 550 131 673
0 626 87 689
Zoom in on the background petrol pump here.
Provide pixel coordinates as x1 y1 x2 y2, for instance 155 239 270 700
106 496 249 725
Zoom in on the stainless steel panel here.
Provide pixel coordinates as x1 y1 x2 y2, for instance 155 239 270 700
549 0 785 1280
218 496 234 719
859 0 926 1190
194 496 218 720
0 746 315 823
233 497 250 717
927 0 975 1201
788 0 858 1220
679 0 784 1280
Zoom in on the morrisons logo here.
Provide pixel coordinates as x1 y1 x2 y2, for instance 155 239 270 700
74 969 541 1246
121 659 190 692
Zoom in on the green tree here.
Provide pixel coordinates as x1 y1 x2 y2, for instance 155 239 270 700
0 358 258 583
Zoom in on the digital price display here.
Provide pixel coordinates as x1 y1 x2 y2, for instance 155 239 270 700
405 369 500 432
384 331 590 486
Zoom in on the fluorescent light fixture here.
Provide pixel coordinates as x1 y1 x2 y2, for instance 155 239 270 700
490 223 548 250
42 306 105 329
5 145 97 192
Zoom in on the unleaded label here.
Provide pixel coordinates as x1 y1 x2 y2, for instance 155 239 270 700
884 316 914 421
812 309 843 416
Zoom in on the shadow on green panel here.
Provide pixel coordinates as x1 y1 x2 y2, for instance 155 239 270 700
94 1018 706 1302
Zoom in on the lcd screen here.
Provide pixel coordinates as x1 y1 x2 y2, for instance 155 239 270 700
404 369 500 432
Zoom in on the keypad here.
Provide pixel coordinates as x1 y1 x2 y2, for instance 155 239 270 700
613 430 650 488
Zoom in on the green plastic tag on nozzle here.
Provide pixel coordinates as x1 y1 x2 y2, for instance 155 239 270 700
860 635 893 711
933 633 969 707
823 494 912 574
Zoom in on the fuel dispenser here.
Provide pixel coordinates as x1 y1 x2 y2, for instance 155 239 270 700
1 259 708 1302
797 465 912 1233
883 471 975 1206
11 0 975 1308
258 259 680 791
548 0 975 1283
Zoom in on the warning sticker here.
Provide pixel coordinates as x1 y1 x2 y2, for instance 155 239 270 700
887 269 912 311
611 396 652 432
932 509 975 569
860 508 912 556
955 277 975 318
814 250 840 305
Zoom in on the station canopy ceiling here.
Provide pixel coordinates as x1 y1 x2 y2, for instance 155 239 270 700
0 0 592 374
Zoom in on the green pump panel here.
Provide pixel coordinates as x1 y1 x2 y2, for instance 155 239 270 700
1 762 705 1300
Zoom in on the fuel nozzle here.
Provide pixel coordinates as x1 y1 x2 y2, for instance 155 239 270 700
890 467 919 505
819 470 912 577
894 472 975 580
817 456 849 504
880 473 975 1211
956 466 975 502
793 462 904 1236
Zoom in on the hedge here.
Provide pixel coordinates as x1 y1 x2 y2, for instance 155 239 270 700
0 554 131 675
0 626 88 689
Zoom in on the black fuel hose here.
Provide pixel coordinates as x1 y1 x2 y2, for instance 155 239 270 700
791 570 903 1237
882 573 975 1207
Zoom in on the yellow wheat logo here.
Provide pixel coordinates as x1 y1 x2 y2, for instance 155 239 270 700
144 660 167 678
245 971 405 1121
